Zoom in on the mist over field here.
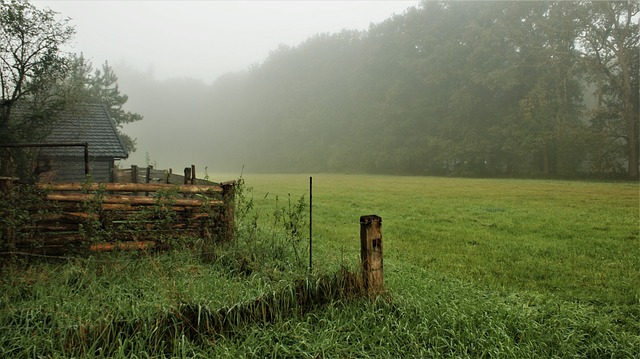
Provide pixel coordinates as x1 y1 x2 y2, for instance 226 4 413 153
1 2 639 356
113 2 638 180
22 1 640 179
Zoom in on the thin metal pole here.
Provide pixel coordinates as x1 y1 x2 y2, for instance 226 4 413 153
83 143 89 176
309 176 312 270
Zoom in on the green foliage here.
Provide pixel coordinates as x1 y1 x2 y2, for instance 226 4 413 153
205 174 309 275
0 183 53 257
0 1 141 179
78 177 108 244
82 59 142 153
272 193 308 267
184 1 637 179
65 55 142 154
0 175 638 357
0 0 76 177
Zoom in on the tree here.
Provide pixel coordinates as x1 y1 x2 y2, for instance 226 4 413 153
0 0 75 176
74 58 142 152
578 1 639 179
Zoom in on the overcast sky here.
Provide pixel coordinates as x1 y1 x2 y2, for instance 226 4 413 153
33 1 419 84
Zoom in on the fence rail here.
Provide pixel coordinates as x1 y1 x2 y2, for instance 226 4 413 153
114 165 214 186
3 181 235 255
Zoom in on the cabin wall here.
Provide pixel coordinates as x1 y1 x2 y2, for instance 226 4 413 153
41 156 116 183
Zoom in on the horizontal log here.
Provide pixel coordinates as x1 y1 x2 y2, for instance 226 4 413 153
101 203 178 211
46 193 223 207
89 241 156 251
34 223 79 232
17 245 69 257
17 233 84 245
20 227 205 245
33 212 96 222
47 203 197 212
38 182 224 194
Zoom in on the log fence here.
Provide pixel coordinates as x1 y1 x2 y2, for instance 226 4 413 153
114 165 214 186
2 180 235 256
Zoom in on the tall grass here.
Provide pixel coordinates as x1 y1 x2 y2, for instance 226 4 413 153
238 174 639 305
1 174 638 357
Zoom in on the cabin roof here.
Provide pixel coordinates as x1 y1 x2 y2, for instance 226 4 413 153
44 103 129 159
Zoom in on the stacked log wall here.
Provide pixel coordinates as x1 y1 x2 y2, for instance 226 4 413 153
6 182 235 255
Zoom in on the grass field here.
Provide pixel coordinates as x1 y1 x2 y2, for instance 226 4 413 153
1 174 639 357
236 174 639 305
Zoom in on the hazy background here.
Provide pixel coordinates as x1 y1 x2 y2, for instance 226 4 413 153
32 0 418 175
25 1 639 179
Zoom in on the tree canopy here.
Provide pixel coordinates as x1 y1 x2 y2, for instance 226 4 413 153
196 0 638 179
0 0 141 178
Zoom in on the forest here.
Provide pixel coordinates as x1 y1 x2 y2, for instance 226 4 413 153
2 1 639 179
172 1 637 179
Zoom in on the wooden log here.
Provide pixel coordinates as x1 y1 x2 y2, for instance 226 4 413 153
45 193 223 207
38 182 223 194
219 181 236 242
89 241 156 251
25 232 84 245
30 223 79 232
32 212 96 222
360 215 384 295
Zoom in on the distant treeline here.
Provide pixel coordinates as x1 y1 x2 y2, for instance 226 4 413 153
123 1 639 179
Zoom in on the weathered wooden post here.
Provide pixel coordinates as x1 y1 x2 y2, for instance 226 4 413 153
183 167 191 185
360 215 383 294
220 181 236 242
145 165 152 196
131 165 138 183
131 165 139 196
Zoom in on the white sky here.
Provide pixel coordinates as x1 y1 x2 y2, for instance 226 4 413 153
33 0 419 84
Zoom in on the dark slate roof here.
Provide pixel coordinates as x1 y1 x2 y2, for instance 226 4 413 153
44 103 128 159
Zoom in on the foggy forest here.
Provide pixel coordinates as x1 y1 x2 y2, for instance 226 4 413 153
2 1 639 179
116 1 639 179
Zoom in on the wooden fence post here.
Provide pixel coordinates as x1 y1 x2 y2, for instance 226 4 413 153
131 165 138 195
360 215 383 294
131 165 138 183
220 181 235 242
145 165 152 196
183 167 191 185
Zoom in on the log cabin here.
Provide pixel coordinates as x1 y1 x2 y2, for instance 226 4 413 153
38 103 129 183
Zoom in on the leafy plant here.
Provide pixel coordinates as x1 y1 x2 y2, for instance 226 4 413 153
79 177 108 244
272 193 308 268
0 183 53 259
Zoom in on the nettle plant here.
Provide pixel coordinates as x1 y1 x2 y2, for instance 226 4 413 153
272 193 308 268
79 178 108 244
0 183 54 256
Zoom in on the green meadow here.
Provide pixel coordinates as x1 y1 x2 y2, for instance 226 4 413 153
240 174 639 305
1 174 639 357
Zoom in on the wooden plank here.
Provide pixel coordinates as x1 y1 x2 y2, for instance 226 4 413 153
45 193 223 207
99 203 193 212
38 182 223 194
89 241 156 251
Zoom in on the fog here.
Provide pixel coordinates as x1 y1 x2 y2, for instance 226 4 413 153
32 0 417 175
27 1 640 179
